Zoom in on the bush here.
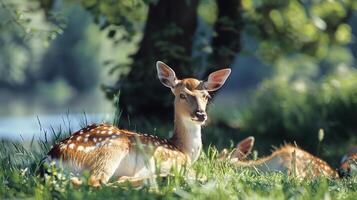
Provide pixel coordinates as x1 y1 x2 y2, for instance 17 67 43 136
242 67 357 158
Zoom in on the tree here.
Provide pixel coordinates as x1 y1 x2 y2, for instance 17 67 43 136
37 0 356 122
102 0 243 120
110 0 200 120
208 0 243 75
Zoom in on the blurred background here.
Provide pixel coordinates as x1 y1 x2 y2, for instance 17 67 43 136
0 0 356 166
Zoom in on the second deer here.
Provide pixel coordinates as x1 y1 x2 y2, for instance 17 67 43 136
221 137 338 178
42 61 231 186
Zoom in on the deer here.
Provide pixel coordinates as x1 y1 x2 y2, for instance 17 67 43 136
220 137 339 178
218 136 255 162
42 61 231 186
338 146 357 178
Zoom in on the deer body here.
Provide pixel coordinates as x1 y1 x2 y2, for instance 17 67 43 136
238 145 338 178
225 137 338 178
44 61 231 186
46 124 187 182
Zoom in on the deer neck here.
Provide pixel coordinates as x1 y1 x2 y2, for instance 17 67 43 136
170 113 202 163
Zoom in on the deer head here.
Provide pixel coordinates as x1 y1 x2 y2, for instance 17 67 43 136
219 136 255 161
157 61 231 125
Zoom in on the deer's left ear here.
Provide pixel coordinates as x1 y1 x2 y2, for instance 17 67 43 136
203 68 231 91
156 61 178 89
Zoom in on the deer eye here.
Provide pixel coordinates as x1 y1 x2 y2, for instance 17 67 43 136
179 94 186 99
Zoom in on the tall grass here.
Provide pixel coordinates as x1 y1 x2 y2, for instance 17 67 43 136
0 116 357 199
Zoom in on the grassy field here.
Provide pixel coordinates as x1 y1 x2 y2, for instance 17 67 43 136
1 127 357 200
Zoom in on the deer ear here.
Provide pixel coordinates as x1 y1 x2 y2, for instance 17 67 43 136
203 68 231 91
233 136 255 160
156 61 178 89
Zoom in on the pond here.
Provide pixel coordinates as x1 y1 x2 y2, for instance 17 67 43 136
0 113 115 140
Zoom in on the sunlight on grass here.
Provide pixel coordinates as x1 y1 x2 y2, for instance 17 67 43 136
0 120 356 199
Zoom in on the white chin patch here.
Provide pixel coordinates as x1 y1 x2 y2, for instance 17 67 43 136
191 118 203 123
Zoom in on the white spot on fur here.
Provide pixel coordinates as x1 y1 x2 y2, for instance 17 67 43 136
85 134 90 138
84 147 94 153
93 137 97 142
84 138 88 142
101 130 106 134
99 138 103 141
69 143 75 149
77 146 84 151
76 136 82 141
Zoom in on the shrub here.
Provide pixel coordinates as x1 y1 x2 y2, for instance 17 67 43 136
242 67 357 157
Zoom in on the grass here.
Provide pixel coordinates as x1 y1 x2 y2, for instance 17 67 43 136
0 121 357 199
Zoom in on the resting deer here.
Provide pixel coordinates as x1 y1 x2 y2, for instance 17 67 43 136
218 136 255 162
221 137 338 178
42 61 231 186
338 146 357 178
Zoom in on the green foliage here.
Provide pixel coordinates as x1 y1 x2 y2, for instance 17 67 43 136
1 135 357 199
79 0 147 41
41 5 101 93
242 0 356 62
0 0 63 89
0 112 356 199
0 1 105 94
75 0 357 123
242 61 357 156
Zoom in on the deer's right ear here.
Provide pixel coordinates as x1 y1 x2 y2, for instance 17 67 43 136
233 136 255 160
156 61 178 89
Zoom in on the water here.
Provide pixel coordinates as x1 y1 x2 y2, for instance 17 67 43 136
0 113 114 140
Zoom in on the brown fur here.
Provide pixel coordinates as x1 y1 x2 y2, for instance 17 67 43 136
233 144 338 178
47 123 188 186
44 61 231 186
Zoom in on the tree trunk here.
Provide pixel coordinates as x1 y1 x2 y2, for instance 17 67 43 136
115 0 199 121
205 0 243 76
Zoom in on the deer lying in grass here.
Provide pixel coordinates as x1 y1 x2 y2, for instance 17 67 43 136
42 61 231 186
221 137 338 178
338 146 357 178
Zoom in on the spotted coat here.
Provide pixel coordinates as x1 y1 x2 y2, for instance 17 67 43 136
233 145 338 178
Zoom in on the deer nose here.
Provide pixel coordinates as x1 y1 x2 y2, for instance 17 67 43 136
194 110 207 122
